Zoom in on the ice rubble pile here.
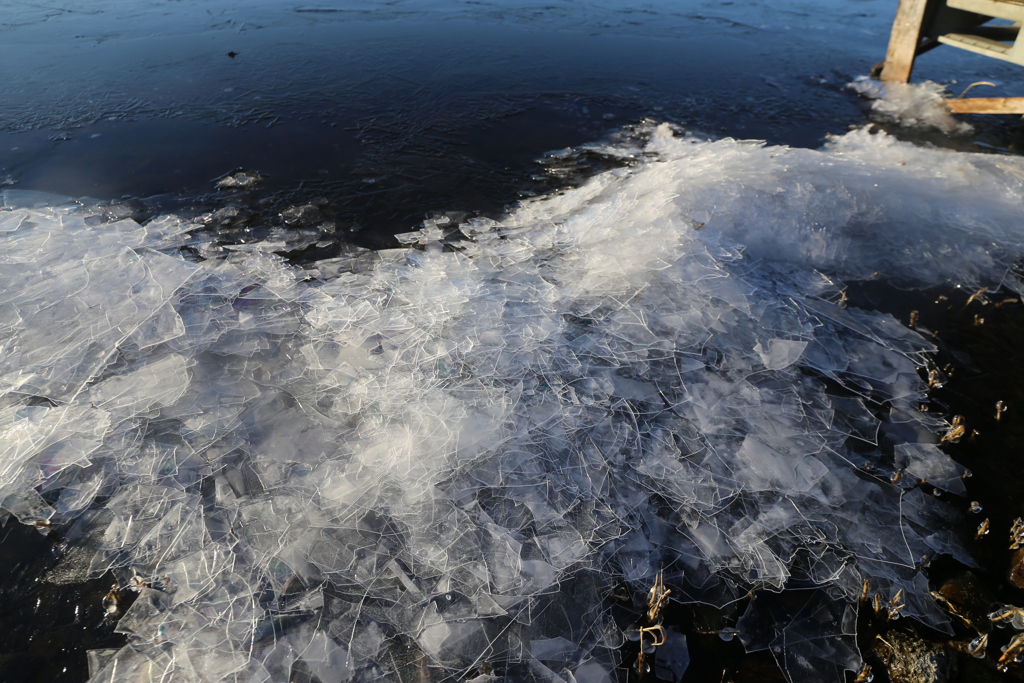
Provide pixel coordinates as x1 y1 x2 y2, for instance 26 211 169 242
2 124 1024 683
847 77 973 136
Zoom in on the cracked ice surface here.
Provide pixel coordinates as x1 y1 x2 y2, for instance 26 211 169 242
2 123 1023 683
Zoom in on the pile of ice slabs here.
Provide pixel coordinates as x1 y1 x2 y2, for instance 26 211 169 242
2 124 1022 683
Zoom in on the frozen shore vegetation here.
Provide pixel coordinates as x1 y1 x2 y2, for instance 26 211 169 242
2 123 1023 683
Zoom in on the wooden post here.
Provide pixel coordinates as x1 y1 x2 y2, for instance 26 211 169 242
881 0 931 82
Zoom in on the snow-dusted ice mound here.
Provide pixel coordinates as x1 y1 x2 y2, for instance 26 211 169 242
2 124 1023 683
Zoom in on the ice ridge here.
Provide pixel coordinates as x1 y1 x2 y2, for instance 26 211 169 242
2 123 1023 683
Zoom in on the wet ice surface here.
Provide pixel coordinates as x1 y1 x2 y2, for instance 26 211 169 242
4 0 1024 240
3 123 1024 682
2 0 1018 136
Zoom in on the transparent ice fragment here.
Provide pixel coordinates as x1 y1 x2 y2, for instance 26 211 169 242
738 588 860 683
86 643 178 683
754 339 808 370
127 302 186 350
114 587 171 638
0 209 29 233
0 405 110 488
0 188 74 208
654 628 689 683
54 468 107 518
216 170 264 190
894 443 967 495
530 637 578 662
571 661 613 683
298 632 351 683
417 612 500 670
88 354 190 416
86 649 120 678
0 487 53 524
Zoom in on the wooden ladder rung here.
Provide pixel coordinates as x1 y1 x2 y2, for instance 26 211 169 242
945 96 1024 113
939 32 1012 56
881 0 1024 111
946 0 1024 22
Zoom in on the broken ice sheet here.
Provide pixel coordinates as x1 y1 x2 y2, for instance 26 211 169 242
738 588 860 683
1 122 1022 683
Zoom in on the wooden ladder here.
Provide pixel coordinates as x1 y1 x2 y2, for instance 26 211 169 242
881 0 1024 113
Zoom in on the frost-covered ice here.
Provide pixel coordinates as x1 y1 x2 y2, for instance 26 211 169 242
3 123 1024 683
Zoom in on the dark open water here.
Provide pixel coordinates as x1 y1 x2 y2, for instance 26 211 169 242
3 0 1024 244
4 2 1024 683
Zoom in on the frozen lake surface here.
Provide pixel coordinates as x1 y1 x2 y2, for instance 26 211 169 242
2 0 1024 242
3 2 1024 683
